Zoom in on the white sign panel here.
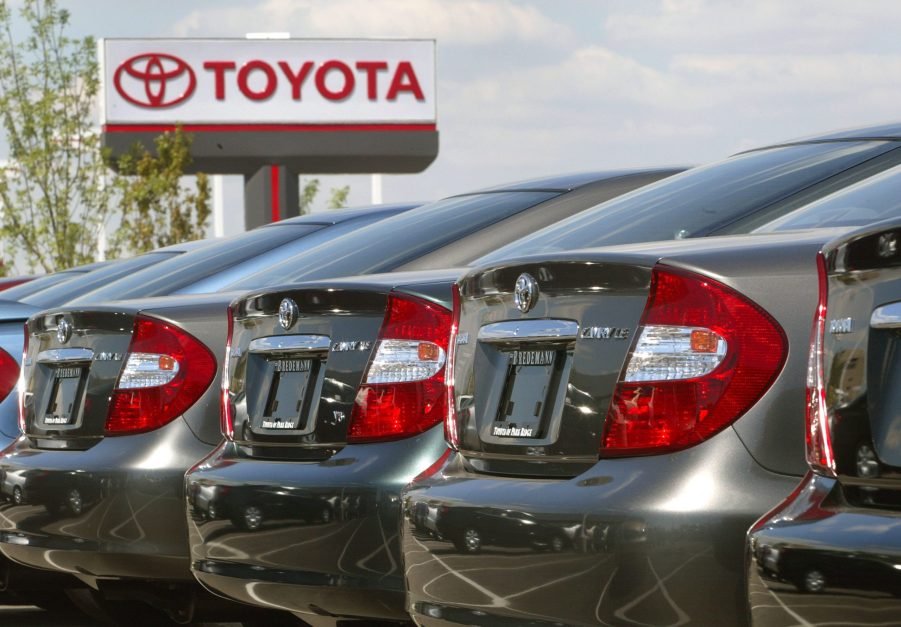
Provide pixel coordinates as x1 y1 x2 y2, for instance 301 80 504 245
101 39 436 126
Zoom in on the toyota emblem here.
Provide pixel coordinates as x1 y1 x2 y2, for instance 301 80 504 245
56 318 72 344
113 53 196 108
513 273 539 314
278 298 299 330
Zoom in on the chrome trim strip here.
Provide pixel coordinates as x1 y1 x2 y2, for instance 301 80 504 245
460 449 598 463
871 302 901 329
248 335 330 354
478 319 579 343
36 348 94 363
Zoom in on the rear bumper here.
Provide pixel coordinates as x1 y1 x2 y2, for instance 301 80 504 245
402 427 799 627
0 418 212 583
185 424 447 621
747 473 901 626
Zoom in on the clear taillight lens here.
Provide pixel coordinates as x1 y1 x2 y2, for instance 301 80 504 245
17 324 28 432
220 307 235 439
105 315 216 435
117 353 180 388
349 294 453 443
806 253 835 475
602 265 787 456
444 285 461 449
364 339 446 383
623 326 727 381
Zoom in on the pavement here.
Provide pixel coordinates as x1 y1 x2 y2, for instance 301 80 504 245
0 605 245 626
0 606 94 625
747 567 901 626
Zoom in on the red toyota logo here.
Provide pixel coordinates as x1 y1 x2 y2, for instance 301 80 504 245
113 53 196 108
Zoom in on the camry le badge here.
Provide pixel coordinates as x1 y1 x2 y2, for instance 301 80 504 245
94 352 123 361
331 340 373 352
514 273 539 314
56 318 72 344
580 326 631 340
278 298 299 330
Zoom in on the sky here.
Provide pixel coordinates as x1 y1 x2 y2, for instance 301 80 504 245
16 0 901 228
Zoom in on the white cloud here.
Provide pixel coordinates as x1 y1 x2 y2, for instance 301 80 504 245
160 1 901 202
173 0 571 46
605 0 901 54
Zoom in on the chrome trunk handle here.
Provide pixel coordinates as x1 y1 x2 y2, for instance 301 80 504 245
478 319 579 343
36 348 94 363
248 335 331 354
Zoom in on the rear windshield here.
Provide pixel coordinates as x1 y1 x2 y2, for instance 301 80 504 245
69 224 322 304
22 251 179 308
756 163 901 232
226 191 558 289
474 141 899 264
2 269 92 301
173 211 398 295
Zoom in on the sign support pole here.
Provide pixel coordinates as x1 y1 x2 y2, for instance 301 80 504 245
243 165 299 229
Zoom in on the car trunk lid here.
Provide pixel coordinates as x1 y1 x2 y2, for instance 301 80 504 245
450 258 654 478
227 273 457 461
820 223 901 491
22 309 137 448
228 287 386 460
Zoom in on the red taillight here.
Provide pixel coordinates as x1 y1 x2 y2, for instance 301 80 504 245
0 347 19 404
220 307 235 439
444 285 461 449
806 253 835 475
348 294 453 443
17 324 27 432
105 315 216 435
602 265 787 456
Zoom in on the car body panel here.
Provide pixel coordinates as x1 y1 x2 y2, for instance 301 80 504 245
402 229 847 626
0 276 37 292
747 219 901 626
187 136 901 621
188 426 446 621
0 171 680 603
404 431 796 627
0 294 229 585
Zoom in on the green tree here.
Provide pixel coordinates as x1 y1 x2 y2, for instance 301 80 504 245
298 177 351 214
0 0 112 273
327 185 350 210
298 177 320 215
110 128 211 256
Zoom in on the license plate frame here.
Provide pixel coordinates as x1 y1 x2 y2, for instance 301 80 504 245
41 365 86 427
491 349 558 439
258 357 315 431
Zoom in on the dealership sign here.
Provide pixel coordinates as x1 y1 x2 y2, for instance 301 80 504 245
100 38 438 174
101 38 436 126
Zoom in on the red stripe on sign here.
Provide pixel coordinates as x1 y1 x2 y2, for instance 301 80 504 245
270 165 280 223
102 123 436 133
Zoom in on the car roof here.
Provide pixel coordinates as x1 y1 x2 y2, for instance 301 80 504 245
468 168 687 194
753 120 901 151
274 202 424 227
153 238 217 253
